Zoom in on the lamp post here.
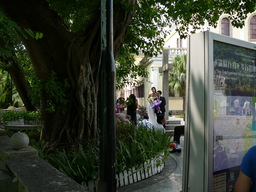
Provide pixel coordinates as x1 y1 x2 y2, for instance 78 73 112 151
98 0 116 191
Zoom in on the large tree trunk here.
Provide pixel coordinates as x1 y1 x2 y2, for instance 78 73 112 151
6 61 36 111
0 0 134 148
41 36 100 147
0 36 36 111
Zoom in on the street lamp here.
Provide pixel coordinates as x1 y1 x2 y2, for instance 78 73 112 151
98 0 116 191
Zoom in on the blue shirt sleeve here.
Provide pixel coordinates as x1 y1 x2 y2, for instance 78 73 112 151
240 146 256 179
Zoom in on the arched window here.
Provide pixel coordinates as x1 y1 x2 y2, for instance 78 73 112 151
250 15 256 40
221 18 230 36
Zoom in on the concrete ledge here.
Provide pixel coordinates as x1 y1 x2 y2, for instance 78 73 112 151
169 110 183 116
0 169 17 192
2 125 42 130
0 135 88 192
8 156 87 192
0 136 38 166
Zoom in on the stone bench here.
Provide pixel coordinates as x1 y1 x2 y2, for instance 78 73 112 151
0 136 87 192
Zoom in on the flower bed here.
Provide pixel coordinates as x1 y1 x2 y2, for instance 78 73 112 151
31 123 170 192
82 153 165 191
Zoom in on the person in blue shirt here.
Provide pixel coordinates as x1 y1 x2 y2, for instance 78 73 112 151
235 145 256 192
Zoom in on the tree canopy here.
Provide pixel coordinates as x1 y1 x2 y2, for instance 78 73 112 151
0 0 255 147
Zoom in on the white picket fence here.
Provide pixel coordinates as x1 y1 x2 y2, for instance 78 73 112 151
82 153 165 192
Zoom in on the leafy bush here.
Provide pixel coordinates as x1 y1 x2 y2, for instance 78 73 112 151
116 123 170 172
32 140 99 183
1 111 25 122
31 122 170 184
23 111 41 121
0 110 41 124
30 139 52 159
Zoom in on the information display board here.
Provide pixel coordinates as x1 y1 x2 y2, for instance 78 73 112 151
213 41 256 191
184 31 256 192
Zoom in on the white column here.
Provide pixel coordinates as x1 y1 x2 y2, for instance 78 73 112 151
162 49 170 120
151 66 159 89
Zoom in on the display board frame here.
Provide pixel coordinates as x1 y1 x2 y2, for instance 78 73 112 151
183 31 256 192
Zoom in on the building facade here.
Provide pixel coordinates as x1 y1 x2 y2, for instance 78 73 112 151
121 11 256 113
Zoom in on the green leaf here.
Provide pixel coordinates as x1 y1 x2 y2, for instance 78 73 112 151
35 32 43 40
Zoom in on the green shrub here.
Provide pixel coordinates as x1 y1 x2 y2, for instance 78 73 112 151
31 122 170 184
116 123 170 172
30 139 54 160
33 140 99 183
0 110 41 124
1 111 25 123
23 111 41 121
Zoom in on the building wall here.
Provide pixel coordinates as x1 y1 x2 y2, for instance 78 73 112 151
165 31 188 49
120 11 256 114
169 97 183 111
208 11 256 43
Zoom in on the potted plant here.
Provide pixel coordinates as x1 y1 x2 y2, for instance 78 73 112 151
1 111 25 125
1 110 41 126
23 111 41 125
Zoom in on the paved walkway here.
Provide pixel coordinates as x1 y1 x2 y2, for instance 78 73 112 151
117 152 183 192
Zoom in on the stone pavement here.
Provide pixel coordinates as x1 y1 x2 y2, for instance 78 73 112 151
117 152 183 192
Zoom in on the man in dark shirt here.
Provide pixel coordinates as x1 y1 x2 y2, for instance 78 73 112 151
155 90 166 127
155 90 166 115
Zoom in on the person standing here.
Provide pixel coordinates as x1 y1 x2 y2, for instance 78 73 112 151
155 90 166 116
155 90 166 127
148 87 158 99
147 87 158 126
243 99 251 116
234 97 241 115
126 94 138 125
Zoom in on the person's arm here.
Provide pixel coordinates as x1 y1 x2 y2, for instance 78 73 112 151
122 104 127 108
235 171 252 192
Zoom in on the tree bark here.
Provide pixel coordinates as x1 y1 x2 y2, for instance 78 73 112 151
0 0 134 148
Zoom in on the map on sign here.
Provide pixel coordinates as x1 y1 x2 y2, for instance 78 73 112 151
213 40 256 191
213 98 256 172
